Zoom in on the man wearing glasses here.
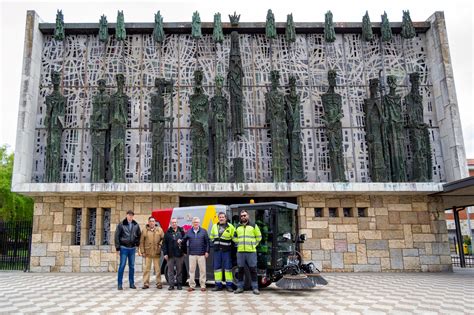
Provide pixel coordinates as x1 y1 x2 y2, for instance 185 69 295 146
233 210 262 295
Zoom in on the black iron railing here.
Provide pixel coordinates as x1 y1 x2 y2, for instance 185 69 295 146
451 255 474 268
0 221 33 271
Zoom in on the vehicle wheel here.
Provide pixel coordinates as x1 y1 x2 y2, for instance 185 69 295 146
258 276 272 288
232 266 251 290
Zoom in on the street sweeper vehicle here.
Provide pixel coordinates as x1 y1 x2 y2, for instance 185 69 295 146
151 201 328 290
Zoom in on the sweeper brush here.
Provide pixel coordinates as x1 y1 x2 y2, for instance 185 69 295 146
275 274 315 290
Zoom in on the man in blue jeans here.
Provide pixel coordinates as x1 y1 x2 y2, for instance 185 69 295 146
115 210 141 290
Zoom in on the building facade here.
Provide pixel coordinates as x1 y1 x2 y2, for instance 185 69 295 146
13 10 467 272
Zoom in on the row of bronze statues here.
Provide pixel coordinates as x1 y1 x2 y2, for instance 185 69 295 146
54 9 417 44
42 69 431 184
364 72 432 182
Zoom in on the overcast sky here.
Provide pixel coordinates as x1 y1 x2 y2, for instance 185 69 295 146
1 0 473 157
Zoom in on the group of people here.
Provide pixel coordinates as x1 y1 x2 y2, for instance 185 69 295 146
114 210 262 294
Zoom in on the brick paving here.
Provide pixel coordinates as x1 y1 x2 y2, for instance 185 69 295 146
0 268 472 314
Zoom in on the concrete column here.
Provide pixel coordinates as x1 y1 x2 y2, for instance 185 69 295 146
80 208 88 246
12 11 45 190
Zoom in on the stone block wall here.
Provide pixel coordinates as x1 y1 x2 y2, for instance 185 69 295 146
30 195 179 272
298 195 452 272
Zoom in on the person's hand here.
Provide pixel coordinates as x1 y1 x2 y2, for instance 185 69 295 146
205 252 209 258
164 255 168 260
116 250 120 255
177 239 182 244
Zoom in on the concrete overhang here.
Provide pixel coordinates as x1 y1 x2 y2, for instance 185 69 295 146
431 176 474 209
12 182 444 197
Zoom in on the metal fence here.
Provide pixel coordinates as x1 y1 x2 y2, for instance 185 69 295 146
0 221 33 271
451 255 474 268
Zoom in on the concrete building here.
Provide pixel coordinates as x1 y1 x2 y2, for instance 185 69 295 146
13 10 468 272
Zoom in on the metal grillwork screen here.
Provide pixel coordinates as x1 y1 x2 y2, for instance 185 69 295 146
88 208 97 245
102 208 111 245
32 32 444 183
73 208 81 245
0 221 32 271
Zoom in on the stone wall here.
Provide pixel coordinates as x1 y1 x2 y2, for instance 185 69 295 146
299 195 452 272
30 193 452 272
30 195 179 272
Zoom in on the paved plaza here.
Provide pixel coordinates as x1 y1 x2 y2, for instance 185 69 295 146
0 269 473 314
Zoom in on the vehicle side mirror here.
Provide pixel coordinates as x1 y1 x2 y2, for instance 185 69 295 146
299 234 307 241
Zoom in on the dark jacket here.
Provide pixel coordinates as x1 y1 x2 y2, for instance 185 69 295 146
115 218 141 251
183 227 210 256
163 226 187 258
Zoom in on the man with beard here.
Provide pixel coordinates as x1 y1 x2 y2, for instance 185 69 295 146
233 210 262 295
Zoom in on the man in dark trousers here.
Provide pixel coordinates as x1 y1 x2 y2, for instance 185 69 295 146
163 218 186 290
115 210 141 290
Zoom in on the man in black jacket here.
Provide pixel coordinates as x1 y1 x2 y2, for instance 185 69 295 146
163 218 186 290
115 210 141 290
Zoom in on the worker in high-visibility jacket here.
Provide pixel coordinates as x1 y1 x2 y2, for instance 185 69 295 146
210 212 235 291
233 210 262 295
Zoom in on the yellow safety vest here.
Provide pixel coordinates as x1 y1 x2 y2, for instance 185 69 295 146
233 223 262 252
210 222 235 251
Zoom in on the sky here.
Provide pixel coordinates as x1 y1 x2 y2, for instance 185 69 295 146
1 0 473 156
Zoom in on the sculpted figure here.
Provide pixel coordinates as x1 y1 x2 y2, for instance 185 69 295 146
91 79 110 182
265 70 288 182
383 75 407 182
321 70 346 182
109 74 128 182
44 71 66 182
190 70 209 182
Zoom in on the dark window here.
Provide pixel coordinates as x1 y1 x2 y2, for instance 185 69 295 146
314 208 323 217
329 208 338 217
343 207 353 217
88 208 97 245
358 207 368 217
73 208 81 245
103 208 111 245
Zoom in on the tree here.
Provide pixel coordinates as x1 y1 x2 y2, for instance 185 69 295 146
0 145 33 221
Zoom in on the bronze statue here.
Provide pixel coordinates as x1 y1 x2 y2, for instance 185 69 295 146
99 15 109 43
210 75 229 182
265 70 288 182
381 12 392 42
406 72 432 181
364 78 389 182
401 10 416 39
285 13 296 43
362 11 373 42
54 10 65 41
153 11 165 43
285 76 305 182
213 12 224 44
229 11 240 26
227 31 244 138
192 11 202 39
116 11 126 41
91 79 110 183
190 70 209 182
150 78 173 183
324 11 336 43
109 74 128 182
383 75 407 182
44 71 66 183
265 9 277 39
321 70 346 182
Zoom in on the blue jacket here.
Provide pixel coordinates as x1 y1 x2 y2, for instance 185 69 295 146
183 227 210 256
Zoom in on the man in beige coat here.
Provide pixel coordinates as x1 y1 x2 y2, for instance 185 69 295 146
139 216 164 289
